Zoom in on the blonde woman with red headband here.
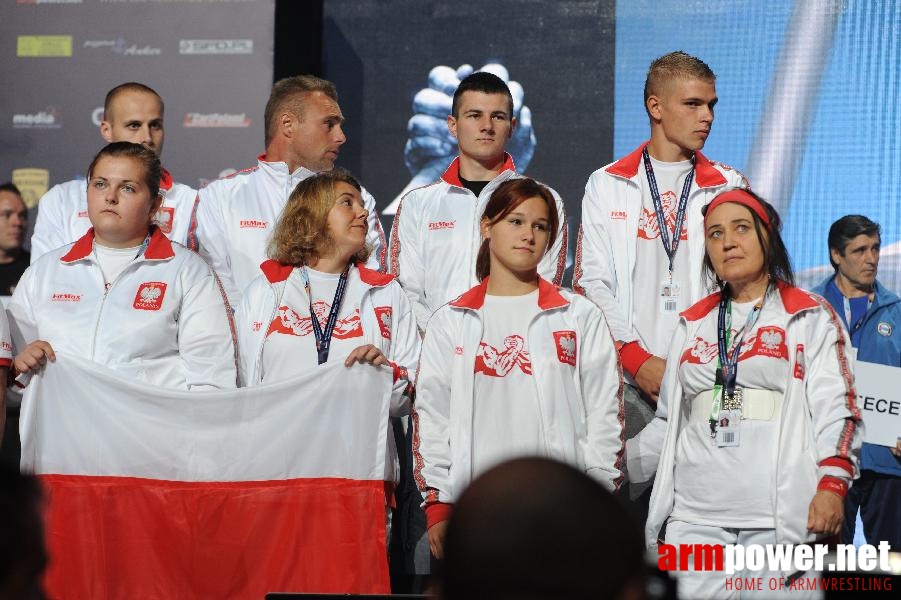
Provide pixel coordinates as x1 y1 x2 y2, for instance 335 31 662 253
628 189 862 598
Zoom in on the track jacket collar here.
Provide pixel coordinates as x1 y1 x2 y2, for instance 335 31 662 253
449 276 568 311
605 141 727 189
814 274 901 312
259 260 396 288
681 280 819 322
258 153 317 180
440 153 516 188
61 226 175 263
160 168 174 192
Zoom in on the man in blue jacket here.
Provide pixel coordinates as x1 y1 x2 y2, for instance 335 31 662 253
813 215 901 550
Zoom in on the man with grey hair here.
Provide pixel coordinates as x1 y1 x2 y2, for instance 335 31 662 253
190 75 386 307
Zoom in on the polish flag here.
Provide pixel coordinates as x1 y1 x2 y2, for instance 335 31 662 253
20 353 392 598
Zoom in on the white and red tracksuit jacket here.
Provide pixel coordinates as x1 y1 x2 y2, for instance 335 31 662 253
234 261 420 484
628 283 862 561
574 142 748 376
389 154 568 332
30 168 196 263
189 155 387 307
412 277 625 528
8 227 237 390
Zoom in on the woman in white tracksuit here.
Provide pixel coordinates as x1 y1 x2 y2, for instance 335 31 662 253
412 177 625 560
9 142 236 390
628 189 862 599
233 170 420 542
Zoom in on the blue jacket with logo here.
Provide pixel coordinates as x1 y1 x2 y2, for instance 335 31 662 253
813 276 901 476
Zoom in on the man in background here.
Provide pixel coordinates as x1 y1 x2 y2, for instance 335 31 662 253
189 74 385 307
0 183 29 296
813 214 901 551
30 82 196 261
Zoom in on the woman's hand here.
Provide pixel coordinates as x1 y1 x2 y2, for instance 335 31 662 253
14 341 56 374
428 520 449 559
806 490 844 536
344 344 388 368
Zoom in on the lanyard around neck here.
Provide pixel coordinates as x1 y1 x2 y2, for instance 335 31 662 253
300 264 350 365
642 147 695 273
716 284 769 396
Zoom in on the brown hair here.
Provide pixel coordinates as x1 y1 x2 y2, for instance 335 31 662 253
475 178 558 281
264 75 339 147
87 141 162 201
268 169 371 266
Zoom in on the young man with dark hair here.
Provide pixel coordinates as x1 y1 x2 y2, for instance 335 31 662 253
812 214 901 551
30 83 196 261
575 51 748 519
189 74 386 307
389 71 567 331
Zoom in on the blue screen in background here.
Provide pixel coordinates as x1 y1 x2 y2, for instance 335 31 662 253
614 0 901 287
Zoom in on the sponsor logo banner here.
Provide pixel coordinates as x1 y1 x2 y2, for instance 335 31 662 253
12 108 61 129
82 38 161 56
184 113 252 128
179 39 253 55
17 35 73 57
12 168 50 209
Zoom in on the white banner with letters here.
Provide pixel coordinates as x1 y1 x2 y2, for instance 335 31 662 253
853 360 901 447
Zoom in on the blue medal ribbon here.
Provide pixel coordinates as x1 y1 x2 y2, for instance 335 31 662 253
641 147 695 273
300 264 350 365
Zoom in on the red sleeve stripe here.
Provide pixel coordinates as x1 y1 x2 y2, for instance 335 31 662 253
817 476 849 498
819 456 854 476
572 226 585 296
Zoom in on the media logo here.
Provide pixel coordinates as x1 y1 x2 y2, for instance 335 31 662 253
179 39 253 55
12 108 61 129
184 113 252 128
17 35 73 57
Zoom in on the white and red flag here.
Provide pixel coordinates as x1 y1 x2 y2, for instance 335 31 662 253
20 353 392 598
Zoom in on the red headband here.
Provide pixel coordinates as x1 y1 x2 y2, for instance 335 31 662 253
704 189 771 228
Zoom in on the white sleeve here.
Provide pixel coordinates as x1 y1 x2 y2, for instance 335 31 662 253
411 309 455 505
177 260 238 390
626 319 687 483
578 300 625 491
361 187 387 272
538 187 568 286
384 282 422 417
30 185 71 264
803 300 862 480
388 193 433 332
573 173 638 344
190 188 239 307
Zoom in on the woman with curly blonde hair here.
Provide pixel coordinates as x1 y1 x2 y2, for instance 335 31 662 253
236 169 419 388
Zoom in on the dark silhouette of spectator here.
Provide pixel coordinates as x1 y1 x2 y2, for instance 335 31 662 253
442 457 645 600
0 462 47 600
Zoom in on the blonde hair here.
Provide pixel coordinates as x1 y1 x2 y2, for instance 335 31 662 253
268 169 371 266
644 51 715 117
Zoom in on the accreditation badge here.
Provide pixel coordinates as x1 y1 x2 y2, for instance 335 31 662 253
715 409 742 448
660 279 681 313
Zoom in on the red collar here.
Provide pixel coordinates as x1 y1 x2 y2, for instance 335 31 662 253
60 227 174 263
260 260 396 287
439 153 516 188
605 142 727 188
450 276 568 311
681 281 819 322
160 168 173 192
